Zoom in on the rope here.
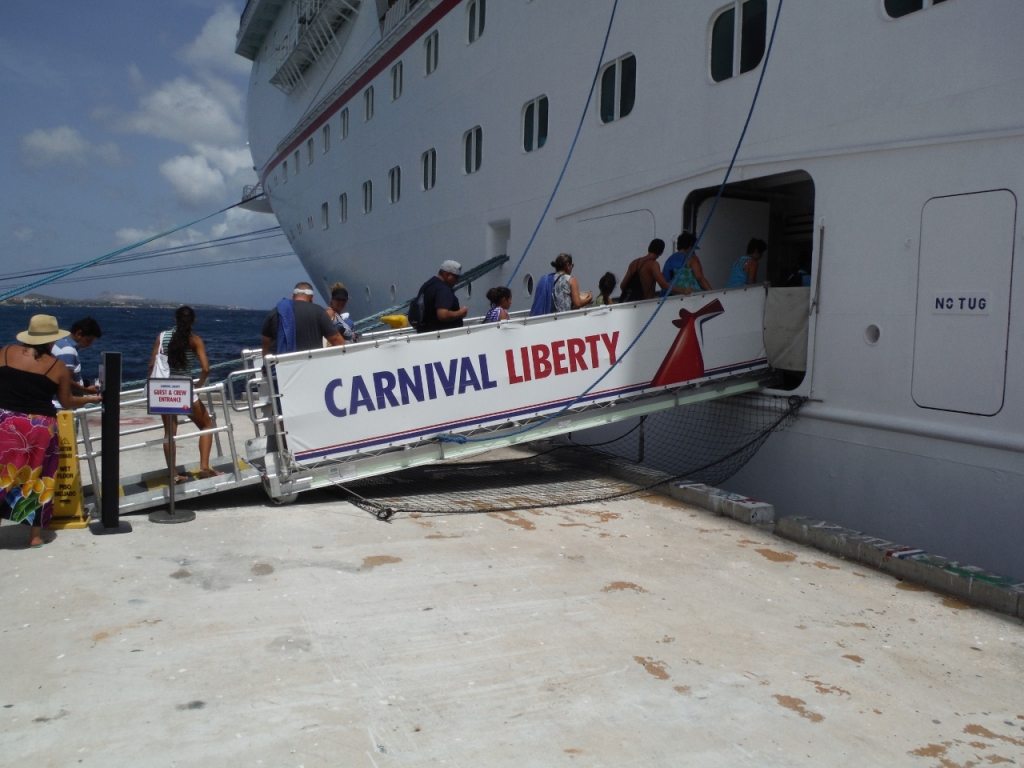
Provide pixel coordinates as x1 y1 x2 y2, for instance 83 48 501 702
440 0 785 446
0 200 251 303
503 0 620 288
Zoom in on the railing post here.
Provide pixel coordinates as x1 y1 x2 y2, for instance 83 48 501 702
100 352 123 531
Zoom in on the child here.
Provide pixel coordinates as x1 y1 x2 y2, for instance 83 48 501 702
484 286 512 322
593 272 616 306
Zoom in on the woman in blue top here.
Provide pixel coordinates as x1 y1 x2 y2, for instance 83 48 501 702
727 238 767 288
148 306 219 482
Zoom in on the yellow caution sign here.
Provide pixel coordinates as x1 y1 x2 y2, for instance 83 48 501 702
50 411 88 530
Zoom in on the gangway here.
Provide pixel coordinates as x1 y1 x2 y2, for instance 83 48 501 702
72 285 779 517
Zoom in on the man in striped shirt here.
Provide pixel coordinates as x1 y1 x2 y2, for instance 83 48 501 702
51 317 102 409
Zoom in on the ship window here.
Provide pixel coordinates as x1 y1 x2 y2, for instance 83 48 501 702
339 193 348 223
422 148 436 190
711 0 766 83
523 96 549 152
599 54 636 123
468 0 485 44
322 124 330 153
297 221 303 234
464 126 483 173
524 273 534 297
425 31 439 75
391 61 403 101
307 215 314 230
307 138 314 165
364 86 374 121
283 160 288 182
390 284 397 302
340 108 349 139
321 202 329 230
389 166 401 203
363 180 373 213
884 0 948 18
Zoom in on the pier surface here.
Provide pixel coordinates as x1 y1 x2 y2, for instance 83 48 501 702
2 479 1023 766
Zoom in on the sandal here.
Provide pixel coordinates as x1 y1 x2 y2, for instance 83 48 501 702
196 469 223 480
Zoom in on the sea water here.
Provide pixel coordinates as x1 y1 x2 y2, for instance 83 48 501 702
0 305 269 386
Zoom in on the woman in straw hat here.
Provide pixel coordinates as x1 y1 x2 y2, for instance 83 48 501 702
0 315 102 547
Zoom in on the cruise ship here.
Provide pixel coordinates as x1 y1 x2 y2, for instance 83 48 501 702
235 0 1024 579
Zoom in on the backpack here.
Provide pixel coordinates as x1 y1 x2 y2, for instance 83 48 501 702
618 259 647 303
407 288 426 331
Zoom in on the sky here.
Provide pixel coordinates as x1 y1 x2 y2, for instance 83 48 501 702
0 0 306 309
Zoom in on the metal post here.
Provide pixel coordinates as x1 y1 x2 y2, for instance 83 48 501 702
100 352 121 529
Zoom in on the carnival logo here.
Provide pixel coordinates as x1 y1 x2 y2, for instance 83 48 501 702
650 299 725 387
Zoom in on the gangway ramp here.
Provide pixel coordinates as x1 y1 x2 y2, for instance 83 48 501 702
238 284 773 508
70 285 772 517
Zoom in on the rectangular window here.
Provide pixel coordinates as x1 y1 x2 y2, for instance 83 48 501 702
391 61 403 100
523 95 549 152
294 150 300 174
711 7 735 82
321 202 329 229
599 55 636 123
322 124 331 153
464 126 482 173
740 0 767 74
711 1 766 82
340 108 349 139
425 31 439 75
422 149 436 190
283 160 288 182
468 0 485 43
339 193 348 223
307 138 314 165
363 180 372 213
389 166 401 203
364 86 374 121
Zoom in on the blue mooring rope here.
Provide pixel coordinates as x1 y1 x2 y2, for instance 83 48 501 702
503 0 620 289
442 0 785 445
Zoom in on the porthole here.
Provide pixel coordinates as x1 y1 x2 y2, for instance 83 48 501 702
524 273 535 296
865 324 881 345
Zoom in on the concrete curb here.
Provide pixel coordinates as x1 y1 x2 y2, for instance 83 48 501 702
555 444 1024 620
776 516 1024 620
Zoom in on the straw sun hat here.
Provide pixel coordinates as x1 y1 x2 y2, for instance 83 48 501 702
16 314 70 345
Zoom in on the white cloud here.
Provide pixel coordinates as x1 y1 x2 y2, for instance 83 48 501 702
13 227 34 242
127 63 146 92
124 76 243 146
114 226 203 249
160 154 227 206
21 126 121 168
178 5 252 77
210 207 267 239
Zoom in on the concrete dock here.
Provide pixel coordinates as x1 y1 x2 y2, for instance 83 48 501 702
3 462 1024 767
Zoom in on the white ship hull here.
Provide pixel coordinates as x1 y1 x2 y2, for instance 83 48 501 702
238 0 1024 578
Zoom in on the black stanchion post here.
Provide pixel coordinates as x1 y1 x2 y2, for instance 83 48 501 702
99 352 127 533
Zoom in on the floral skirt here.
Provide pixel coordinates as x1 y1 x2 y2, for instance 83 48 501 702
0 409 59 529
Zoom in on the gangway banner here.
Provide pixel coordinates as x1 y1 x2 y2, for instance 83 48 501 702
271 288 768 464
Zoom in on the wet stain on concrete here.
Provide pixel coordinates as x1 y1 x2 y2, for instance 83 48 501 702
170 569 191 579
896 580 928 592
488 512 536 531
811 561 840 570
805 676 850 696
603 581 647 594
964 724 1024 746
362 555 402 570
176 700 206 711
564 748 582 755
658 636 675 644
941 597 972 611
843 654 865 664
738 539 759 546
773 695 823 723
92 631 109 642
566 555 584 562
425 533 462 540
251 563 274 576
572 509 621 524
32 710 68 723
674 685 691 694
837 621 870 629
756 548 797 563
633 656 670 680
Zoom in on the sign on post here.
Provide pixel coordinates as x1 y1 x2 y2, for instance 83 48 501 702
146 378 194 415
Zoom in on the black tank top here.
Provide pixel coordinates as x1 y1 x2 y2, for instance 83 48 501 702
0 347 59 417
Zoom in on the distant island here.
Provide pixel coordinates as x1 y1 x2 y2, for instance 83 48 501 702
1 292 254 311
